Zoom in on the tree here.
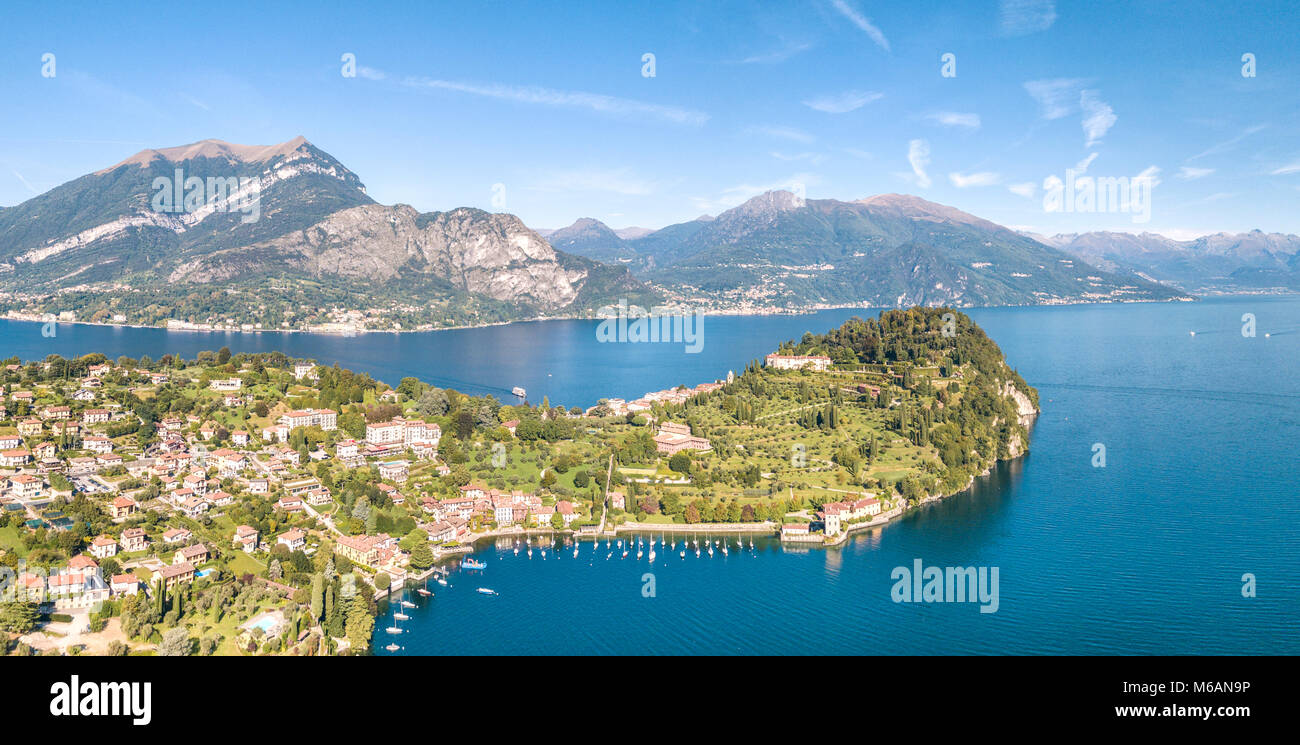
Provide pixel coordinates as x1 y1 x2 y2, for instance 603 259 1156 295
409 541 435 570
0 602 40 634
572 470 589 488
550 512 564 530
668 453 691 473
158 628 192 656
345 602 374 654
375 572 391 592
310 574 324 622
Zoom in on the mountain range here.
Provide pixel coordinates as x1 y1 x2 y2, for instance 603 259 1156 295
7 136 1294 331
0 137 654 330
1027 231 1300 293
545 192 1190 308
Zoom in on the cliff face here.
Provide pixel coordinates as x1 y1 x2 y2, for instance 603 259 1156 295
169 204 588 309
1000 380 1039 458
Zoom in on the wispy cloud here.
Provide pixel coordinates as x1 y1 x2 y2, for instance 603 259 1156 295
181 94 210 111
1177 166 1215 179
1188 123 1267 161
803 90 883 114
949 171 1001 188
771 151 829 165
11 169 39 194
830 0 890 51
745 125 815 143
1000 0 1057 36
1080 90 1117 147
907 139 931 188
737 40 813 64
358 66 387 81
1075 152 1099 174
1269 160 1300 175
1024 78 1085 120
401 76 709 126
1008 182 1037 198
925 111 980 129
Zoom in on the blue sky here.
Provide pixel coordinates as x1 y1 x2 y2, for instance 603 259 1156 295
1 0 1297 237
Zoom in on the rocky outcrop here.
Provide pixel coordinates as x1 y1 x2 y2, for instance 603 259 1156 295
169 204 589 309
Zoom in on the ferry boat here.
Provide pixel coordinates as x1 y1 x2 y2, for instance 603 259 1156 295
512 386 527 398
476 587 498 596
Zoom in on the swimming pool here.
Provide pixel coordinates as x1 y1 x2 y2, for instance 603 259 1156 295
247 615 278 634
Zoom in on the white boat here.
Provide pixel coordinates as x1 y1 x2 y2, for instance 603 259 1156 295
680 550 686 559
512 386 526 398
436 578 448 586
385 644 402 652
476 587 498 596
386 626 403 635
707 543 714 556
417 588 432 597
573 546 579 558
400 600 416 608
394 612 410 621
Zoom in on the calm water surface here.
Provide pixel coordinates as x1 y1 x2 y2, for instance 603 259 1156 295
3 297 1296 654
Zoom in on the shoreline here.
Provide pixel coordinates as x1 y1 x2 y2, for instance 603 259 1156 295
0 292 1242 339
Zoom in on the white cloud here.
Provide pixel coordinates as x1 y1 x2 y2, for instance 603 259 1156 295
1024 78 1085 120
907 139 931 188
948 171 1002 188
1075 152 1099 174
925 111 981 129
771 151 828 165
1080 90 1117 147
738 41 813 64
746 125 815 143
1270 160 1300 175
358 67 387 81
1008 182 1037 198
830 0 890 51
1178 166 1215 179
1000 0 1057 36
1134 165 1162 189
402 76 709 126
11 170 39 194
803 90 883 114
1188 123 1267 161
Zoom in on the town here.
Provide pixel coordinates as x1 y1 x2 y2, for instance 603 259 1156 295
0 309 1037 656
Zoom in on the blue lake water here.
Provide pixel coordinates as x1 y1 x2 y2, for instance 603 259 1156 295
3 297 1298 654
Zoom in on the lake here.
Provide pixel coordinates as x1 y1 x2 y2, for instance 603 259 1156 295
4 297 1298 653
